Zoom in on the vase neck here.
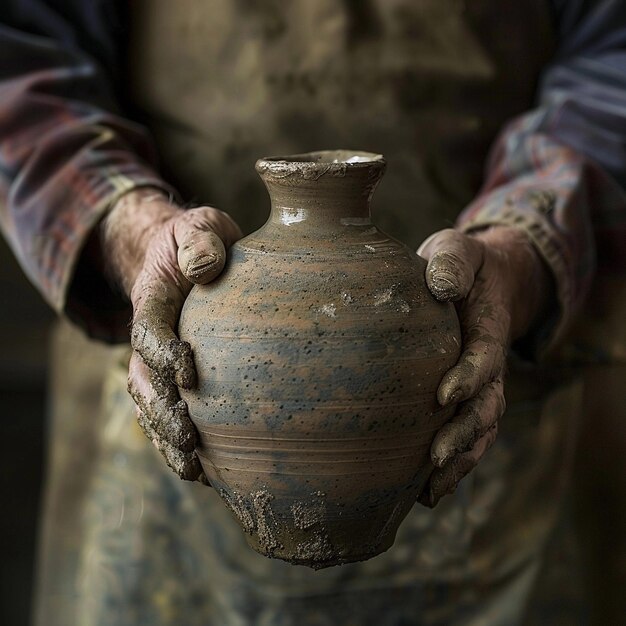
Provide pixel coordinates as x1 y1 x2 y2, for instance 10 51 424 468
256 151 386 229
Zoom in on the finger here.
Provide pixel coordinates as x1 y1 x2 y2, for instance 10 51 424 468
174 208 241 284
136 408 206 482
131 277 196 389
417 229 484 302
431 379 505 467
437 285 509 406
419 424 498 508
437 340 505 407
127 351 197 452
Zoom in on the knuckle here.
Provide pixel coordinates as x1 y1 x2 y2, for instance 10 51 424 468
456 451 479 476
465 408 483 442
181 207 221 237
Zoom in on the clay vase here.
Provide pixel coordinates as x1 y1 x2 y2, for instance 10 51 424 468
179 150 461 568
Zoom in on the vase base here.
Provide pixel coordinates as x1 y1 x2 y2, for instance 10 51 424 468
245 533 395 570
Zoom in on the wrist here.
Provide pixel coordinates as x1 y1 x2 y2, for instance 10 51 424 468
101 187 182 296
470 226 551 341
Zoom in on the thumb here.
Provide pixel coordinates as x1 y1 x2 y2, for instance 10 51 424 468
418 229 484 302
174 207 232 284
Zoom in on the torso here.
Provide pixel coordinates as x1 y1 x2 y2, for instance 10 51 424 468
127 0 555 245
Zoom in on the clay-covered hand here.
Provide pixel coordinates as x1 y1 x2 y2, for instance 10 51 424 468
102 189 242 481
416 226 550 507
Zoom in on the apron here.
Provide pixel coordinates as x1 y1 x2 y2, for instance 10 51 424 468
35 2 596 624
36 322 584 626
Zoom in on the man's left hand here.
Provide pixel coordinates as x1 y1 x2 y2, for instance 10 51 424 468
417 226 551 507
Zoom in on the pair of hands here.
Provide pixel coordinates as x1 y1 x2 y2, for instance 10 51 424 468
103 189 549 506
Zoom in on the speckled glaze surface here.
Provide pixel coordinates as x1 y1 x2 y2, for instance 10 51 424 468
179 151 461 568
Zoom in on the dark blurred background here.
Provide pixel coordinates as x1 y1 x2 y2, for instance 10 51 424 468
0 237 53 626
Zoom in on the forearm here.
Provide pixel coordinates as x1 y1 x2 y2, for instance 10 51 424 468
101 189 182 296
0 7 176 341
457 133 598 354
458 1 626 356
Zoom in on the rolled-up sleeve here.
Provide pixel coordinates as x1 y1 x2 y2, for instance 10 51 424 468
458 0 626 356
0 2 176 342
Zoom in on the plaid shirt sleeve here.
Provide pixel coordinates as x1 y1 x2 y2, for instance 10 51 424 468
459 0 626 356
0 6 177 343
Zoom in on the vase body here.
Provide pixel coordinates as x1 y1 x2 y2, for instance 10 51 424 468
179 151 461 568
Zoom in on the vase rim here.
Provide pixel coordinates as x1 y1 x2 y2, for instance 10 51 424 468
256 150 386 180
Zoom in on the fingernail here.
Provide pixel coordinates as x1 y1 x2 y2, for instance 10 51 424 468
186 253 221 279
433 450 452 468
440 387 461 407
428 271 460 301
429 489 440 508
175 367 196 389
189 252 218 271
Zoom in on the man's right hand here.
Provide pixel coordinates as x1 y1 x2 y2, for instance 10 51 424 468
101 189 242 481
